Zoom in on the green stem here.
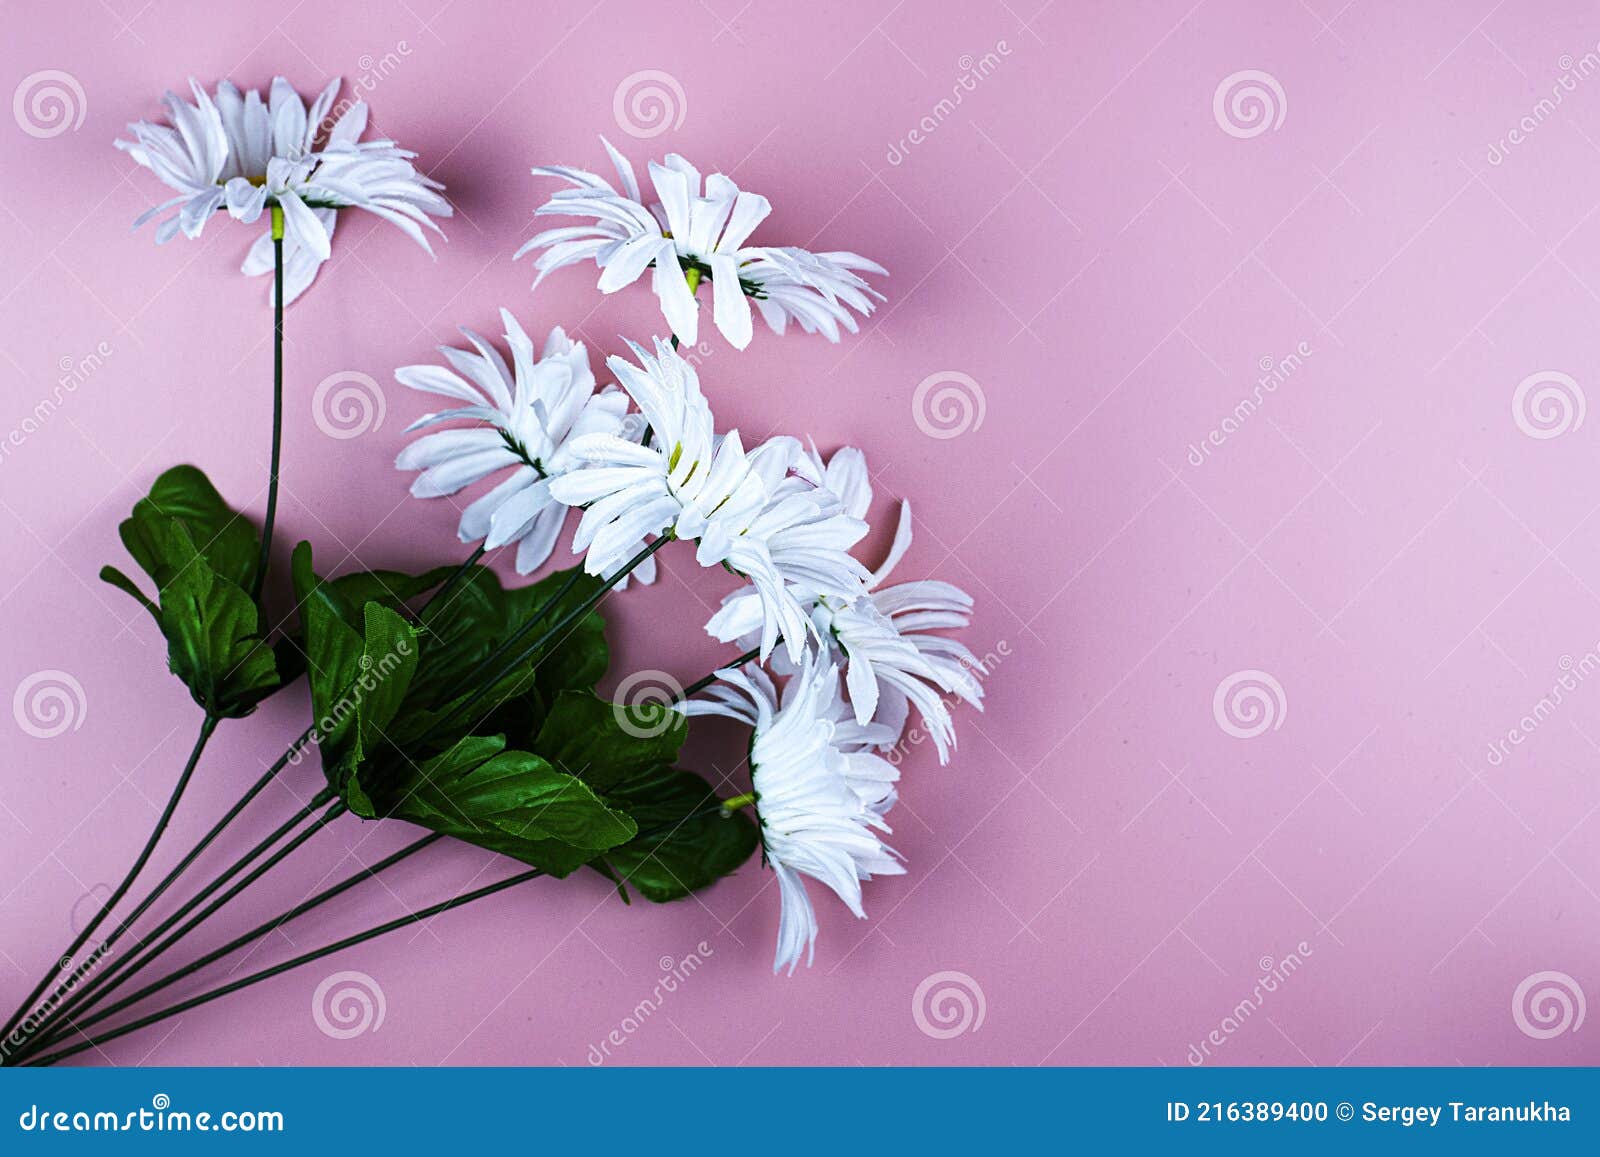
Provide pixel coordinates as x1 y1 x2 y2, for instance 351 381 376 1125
251 204 285 605
677 647 761 701
0 715 218 1045
12 790 335 1054
24 804 726 1067
21 835 443 1059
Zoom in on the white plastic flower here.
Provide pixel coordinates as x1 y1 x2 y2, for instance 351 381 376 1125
395 310 650 580
116 77 450 304
679 658 901 974
517 139 885 349
706 444 983 762
549 340 867 660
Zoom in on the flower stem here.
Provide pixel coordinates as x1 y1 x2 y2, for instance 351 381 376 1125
7 789 336 1058
251 204 286 606
677 647 761 701
0 715 218 1046
23 804 727 1067
20 835 443 1060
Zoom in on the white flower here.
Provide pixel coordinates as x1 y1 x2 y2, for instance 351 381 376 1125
395 310 651 581
517 138 885 349
680 658 902 974
116 77 450 304
706 445 983 763
549 340 868 661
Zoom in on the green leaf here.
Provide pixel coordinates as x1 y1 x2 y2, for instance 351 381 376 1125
104 467 284 717
124 465 259 590
603 767 759 903
374 736 637 872
330 565 459 619
533 689 686 793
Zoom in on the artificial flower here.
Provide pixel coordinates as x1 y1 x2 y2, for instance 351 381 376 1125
679 658 902 974
517 139 885 348
395 310 651 580
548 340 867 659
706 445 983 762
116 76 450 304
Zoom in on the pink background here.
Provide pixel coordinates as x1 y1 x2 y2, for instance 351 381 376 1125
3 0 1600 1066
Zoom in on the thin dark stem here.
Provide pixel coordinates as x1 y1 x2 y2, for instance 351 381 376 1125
25 804 725 1067
12 790 335 1053
251 210 285 605
428 543 487 612
27 866 547 1067
678 647 761 700
0 715 218 1043
24 835 443 1057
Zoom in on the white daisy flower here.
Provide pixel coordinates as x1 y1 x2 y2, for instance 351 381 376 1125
116 77 450 304
679 658 902 974
394 310 650 581
516 138 885 349
706 445 983 763
548 339 867 661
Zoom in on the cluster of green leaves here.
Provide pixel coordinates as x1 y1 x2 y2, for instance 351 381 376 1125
291 542 759 903
101 466 291 718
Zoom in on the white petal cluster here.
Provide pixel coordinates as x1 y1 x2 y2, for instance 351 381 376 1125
680 658 902 974
395 310 650 582
548 339 870 660
517 139 885 349
116 77 450 303
706 444 985 764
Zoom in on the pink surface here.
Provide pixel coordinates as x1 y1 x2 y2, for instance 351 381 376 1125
3 0 1600 1067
